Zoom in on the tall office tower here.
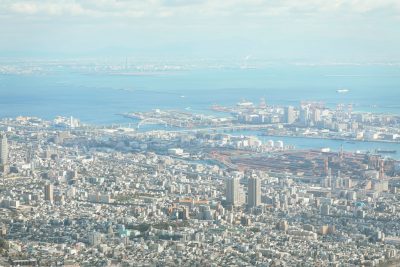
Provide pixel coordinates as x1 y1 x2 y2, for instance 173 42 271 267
300 106 310 126
226 177 241 206
247 177 261 208
379 160 385 179
0 133 8 165
313 108 322 123
284 106 296 124
323 158 329 177
44 184 54 202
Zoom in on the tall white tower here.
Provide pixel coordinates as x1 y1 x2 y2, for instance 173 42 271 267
284 106 296 124
0 133 8 165
45 184 54 202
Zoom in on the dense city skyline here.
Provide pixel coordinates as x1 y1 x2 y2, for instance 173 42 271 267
1 1 400 266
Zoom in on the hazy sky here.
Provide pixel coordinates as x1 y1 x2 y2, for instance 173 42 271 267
1 0 400 62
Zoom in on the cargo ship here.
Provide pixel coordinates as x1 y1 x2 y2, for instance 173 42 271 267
337 89 349 93
375 149 397 154
237 100 254 107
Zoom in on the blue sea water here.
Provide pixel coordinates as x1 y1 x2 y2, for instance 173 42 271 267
0 64 399 124
1 64 400 158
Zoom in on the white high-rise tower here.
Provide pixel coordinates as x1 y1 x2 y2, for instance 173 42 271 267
0 133 8 165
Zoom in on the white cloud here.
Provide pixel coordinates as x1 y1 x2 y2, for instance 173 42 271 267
0 0 399 61
10 2 38 15
7 1 96 16
1 0 400 19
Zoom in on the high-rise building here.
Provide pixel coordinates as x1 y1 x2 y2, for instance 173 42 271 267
44 184 54 202
0 133 8 165
284 106 296 124
300 106 310 126
313 108 322 123
226 177 241 206
323 158 329 177
379 159 385 179
247 177 261 207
